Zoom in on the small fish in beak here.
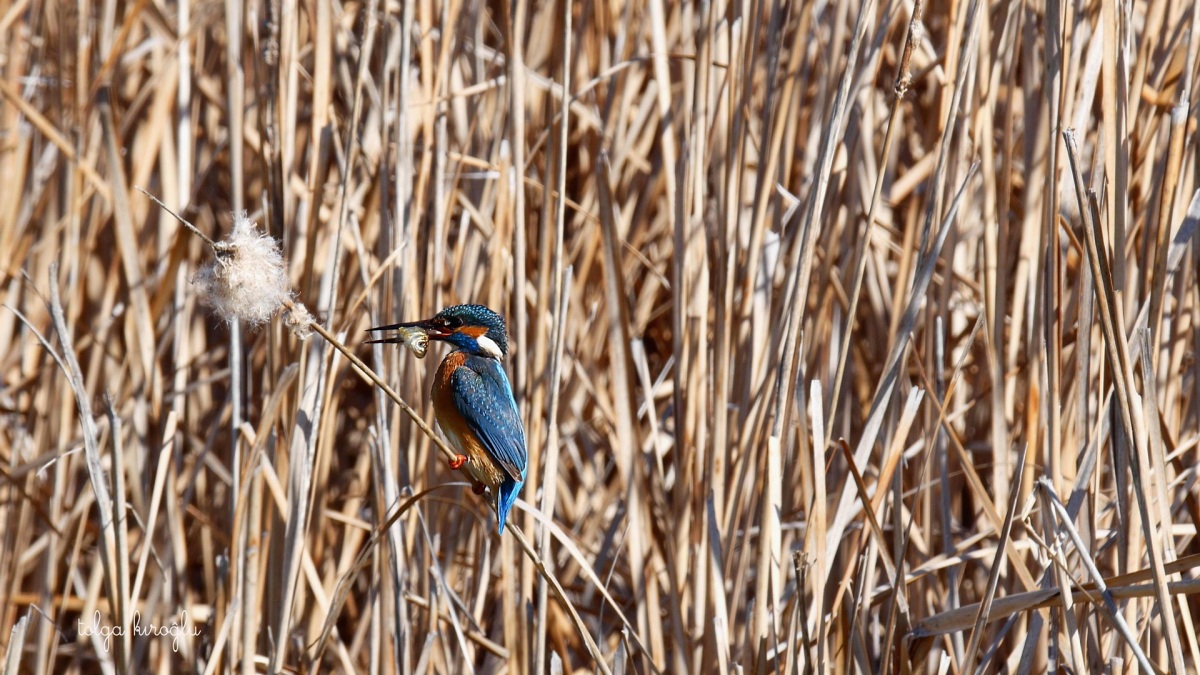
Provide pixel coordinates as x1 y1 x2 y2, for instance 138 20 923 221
394 325 429 358
366 323 430 358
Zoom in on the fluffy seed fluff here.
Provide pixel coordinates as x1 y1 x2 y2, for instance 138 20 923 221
194 212 292 328
283 301 314 339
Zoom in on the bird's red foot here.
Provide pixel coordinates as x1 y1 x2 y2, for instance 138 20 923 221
472 482 486 495
449 454 467 470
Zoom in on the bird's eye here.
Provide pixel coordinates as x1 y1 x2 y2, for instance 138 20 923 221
440 315 462 329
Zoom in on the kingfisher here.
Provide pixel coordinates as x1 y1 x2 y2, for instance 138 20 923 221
367 304 527 534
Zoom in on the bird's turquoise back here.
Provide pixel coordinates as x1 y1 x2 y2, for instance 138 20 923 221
433 352 527 532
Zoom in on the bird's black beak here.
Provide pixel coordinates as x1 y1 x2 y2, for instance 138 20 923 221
365 318 448 344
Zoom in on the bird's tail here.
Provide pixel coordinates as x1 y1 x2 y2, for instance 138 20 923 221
494 478 523 534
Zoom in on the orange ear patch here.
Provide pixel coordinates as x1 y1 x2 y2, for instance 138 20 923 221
457 325 488 338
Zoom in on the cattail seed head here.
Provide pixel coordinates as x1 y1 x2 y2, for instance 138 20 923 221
194 212 292 328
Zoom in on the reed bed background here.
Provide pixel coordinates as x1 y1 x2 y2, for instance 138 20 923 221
1 0 1199 672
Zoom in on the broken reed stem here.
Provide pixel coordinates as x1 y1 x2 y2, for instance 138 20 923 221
45 265 130 672
135 186 219 250
1064 130 1186 669
309 483 464 667
507 522 613 675
826 0 923 435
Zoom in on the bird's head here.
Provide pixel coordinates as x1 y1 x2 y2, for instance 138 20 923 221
368 304 509 359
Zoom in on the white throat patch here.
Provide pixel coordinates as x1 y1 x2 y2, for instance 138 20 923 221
476 334 503 359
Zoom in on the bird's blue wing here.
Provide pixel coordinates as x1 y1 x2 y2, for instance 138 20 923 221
450 356 528 484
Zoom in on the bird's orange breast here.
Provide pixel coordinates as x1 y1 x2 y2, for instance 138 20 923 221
432 352 467 422
433 353 505 489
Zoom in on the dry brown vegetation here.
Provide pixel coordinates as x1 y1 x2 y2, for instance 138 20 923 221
2 0 1200 672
